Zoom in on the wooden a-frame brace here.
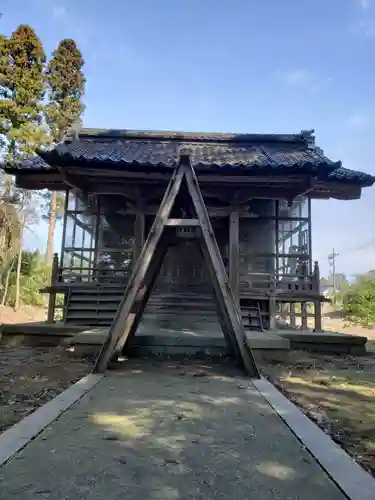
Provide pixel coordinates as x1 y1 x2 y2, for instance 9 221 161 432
93 153 260 378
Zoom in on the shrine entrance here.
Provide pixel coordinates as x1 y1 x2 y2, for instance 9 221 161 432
94 153 260 378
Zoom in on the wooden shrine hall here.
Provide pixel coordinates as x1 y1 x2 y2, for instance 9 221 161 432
5 128 374 338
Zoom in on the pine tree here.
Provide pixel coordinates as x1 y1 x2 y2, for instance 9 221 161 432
44 39 85 265
0 25 49 162
0 34 20 301
0 34 11 150
46 39 85 141
0 25 49 309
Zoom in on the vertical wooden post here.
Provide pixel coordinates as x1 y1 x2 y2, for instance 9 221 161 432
307 196 313 274
290 302 296 328
229 210 240 304
301 302 308 329
59 189 69 272
275 200 279 280
269 278 277 330
69 193 78 269
133 211 145 270
92 195 101 282
313 260 322 331
47 253 59 323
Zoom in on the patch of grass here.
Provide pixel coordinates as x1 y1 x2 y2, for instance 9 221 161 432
260 350 375 478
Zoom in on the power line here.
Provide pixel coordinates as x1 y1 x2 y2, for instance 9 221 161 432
333 238 375 258
326 239 375 299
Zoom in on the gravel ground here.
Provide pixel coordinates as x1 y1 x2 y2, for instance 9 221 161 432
0 346 93 433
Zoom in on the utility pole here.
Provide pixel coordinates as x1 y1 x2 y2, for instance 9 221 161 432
328 248 338 304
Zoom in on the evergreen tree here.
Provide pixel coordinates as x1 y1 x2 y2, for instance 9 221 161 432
0 25 49 308
44 39 85 265
45 39 85 141
0 34 20 294
0 33 11 151
0 25 49 162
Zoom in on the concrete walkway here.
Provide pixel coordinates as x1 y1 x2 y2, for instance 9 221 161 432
0 360 347 500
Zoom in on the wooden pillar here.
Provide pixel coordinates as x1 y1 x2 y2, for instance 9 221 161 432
92 196 101 281
229 211 240 304
269 278 277 330
47 253 59 323
290 302 296 328
301 302 308 329
307 196 313 274
59 189 69 271
313 260 322 331
133 211 145 270
269 296 277 330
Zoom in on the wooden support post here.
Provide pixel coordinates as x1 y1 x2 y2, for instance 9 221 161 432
308 196 313 274
184 165 258 377
229 210 240 304
290 302 296 328
117 235 169 356
301 302 308 329
92 195 101 281
269 296 277 330
94 167 185 372
133 211 145 270
313 260 322 331
47 253 59 323
269 279 277 330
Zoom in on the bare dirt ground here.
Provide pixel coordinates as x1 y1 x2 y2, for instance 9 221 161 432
0 306 89 435
260 340 375 477
0 346 93 433
260 305 375 478
0 304 93 434
0 305 46 325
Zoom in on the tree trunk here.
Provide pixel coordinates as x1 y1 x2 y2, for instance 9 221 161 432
46 191 57 265
14 246 22 311
4 174 13 198
1 257 15 306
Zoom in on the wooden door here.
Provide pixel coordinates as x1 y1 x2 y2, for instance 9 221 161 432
155 241 211 294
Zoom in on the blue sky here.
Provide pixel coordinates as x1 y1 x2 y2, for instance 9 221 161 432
1 0 375 278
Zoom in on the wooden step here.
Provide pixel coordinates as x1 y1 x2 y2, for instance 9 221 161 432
67 303 120 311
68 301 216 311
66 288 237 327
69 295 123 302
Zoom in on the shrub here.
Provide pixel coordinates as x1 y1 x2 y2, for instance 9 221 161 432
342 279 375 327
2 250 50 307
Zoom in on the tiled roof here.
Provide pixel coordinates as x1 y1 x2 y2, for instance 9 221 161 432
43 138 338 173
22 155 52 170
38 128 341 175
327 166 374 185
4 128 375 187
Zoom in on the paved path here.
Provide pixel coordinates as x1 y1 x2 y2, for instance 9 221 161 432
0 360 346 500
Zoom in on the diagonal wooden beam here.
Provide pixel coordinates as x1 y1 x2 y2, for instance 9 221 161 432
93 168 184 373
93 154 260 378
183 157 259 377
